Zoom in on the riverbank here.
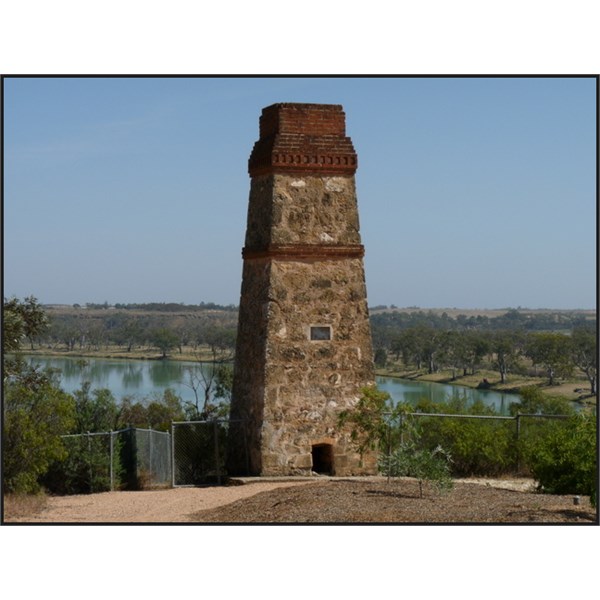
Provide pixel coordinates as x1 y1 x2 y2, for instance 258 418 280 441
23 345 221 363
22 346 596 405
375 366 596 404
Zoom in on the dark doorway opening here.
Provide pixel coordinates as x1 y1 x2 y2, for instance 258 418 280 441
312 443 334 475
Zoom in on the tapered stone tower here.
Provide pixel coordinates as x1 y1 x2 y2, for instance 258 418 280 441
228 103 376 476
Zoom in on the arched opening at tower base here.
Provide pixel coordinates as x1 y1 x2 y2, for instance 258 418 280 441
311 443 334 475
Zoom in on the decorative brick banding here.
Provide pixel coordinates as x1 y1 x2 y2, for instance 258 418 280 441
242 244 365 261
248 103 358 176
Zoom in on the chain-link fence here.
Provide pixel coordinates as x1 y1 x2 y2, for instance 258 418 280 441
49 427 172 493
120 428 172 489
48 421 251 493
171 419 250 486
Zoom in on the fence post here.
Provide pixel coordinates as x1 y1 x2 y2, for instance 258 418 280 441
242 420 250 476
214 420 221 485
515 413 521 473
110 431 114 491
87 432 92 492
171 422 176 488
387 421 392 484
399 413 404 445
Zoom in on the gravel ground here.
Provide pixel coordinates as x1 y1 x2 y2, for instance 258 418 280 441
4 477 596 524
192 478 597 524
3 481 314 523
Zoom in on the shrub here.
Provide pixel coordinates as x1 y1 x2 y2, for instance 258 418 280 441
3 370 76 494
42 433 123 494
411 397 516 476
509 386 574 416
379 440 453 497
521 412 597 506
340 387 453 496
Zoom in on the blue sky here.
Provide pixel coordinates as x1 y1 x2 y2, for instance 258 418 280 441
3 76 597 309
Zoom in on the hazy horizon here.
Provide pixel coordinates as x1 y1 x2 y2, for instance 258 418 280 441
34 300 596 312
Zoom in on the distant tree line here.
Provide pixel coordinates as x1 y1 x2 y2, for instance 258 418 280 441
377 326 596 393
79 301 238 312
370 308 594 349
38 307 237 357
20 302 599 393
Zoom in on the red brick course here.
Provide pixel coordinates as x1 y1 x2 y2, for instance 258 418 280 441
249 103 358 176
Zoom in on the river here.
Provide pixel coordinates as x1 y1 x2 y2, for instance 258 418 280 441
25 355 521 414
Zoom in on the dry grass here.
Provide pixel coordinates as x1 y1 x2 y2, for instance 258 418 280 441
3 493 48 521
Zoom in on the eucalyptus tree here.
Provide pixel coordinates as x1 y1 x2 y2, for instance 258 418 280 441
3 297 76 493
150 328 180 358
490 330 524 384
524 332 574 386
571 327 597 395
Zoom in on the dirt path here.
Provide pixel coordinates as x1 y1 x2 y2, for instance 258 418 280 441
5 481 318 523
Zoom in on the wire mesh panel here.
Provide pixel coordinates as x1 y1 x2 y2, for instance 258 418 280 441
172 420 230 486
54 428 172 492
134 428 172 487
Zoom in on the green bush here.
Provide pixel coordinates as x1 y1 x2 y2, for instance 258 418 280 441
409 397 516 476
379 441 453 497
509 386 575 416
3 370 76 494
42 433 123 494
521 412 597 506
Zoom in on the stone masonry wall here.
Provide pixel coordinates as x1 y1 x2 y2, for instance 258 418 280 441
229 172 376 476
244 174 361 249
260 255 375 475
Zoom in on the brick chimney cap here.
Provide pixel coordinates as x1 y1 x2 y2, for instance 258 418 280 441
250 102 356 176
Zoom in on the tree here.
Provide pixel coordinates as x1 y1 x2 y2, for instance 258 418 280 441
3 295 49 352
339 387 453 497
440 331 464 380
525 332 574 386
181 325 235 419
391 326 441 372
72 383 120 433
338 386 395 456
461 331 491 376
117 389 186 431
150 328 179 358
490 330 523 384
3 372 76 493
183 356 233 420
374 347 388 368
571 327 597 395
3 297 76 493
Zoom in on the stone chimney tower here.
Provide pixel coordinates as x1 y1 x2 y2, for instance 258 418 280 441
228 103 376 476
